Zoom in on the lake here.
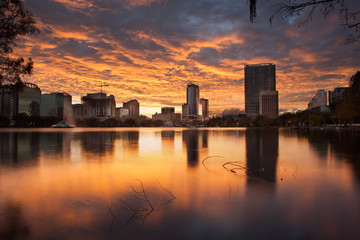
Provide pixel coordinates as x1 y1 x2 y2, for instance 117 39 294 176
0 128 359 240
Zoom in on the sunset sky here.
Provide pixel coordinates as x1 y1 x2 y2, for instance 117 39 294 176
17 0 359 116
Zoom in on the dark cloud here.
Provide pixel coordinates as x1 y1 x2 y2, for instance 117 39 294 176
21 0 360 114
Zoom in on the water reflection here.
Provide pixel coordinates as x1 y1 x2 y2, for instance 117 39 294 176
284 129 360 188
0 202 31 240
121 131 139 152
183 130 199 167
0 132 40 165
245 128 278 183
39 132 71 158
182 130 209 168
80 131 116 156
161 130 175 154
0 128 359 239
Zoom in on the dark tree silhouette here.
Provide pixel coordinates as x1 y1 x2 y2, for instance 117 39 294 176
249 0 359 44
349 71 360 116
0 0 39 85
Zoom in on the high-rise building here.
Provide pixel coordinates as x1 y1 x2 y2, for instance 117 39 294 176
41 92 72 120
259 90 278 119
0 82 41 119
123 99 139 118
308 90 327 109
72 104 83 120
187 83 199 116
81 92 116 119
244 63 276 118
200 98 209 119
182 104 189 118
328 87 349 105
115 107 129 119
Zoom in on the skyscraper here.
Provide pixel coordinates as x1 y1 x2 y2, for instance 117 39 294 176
81 92 116 119
0 82 41 119
187 83 199 117
259 90 278 119
244 63 276 118
308 90 327 109
200 98 209 119
123 99 139 118
41 92 72 120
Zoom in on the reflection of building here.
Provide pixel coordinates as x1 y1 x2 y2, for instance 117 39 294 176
182 130 209 167
0 82 41 119
259 90 278 119
80 132 116 156
308 90 327 109
81 93 116 119
244 63 276 118
123 100 139 118
161 131 175 140
41 92 72 120
329 87 349 105
200 98 209 119
0 132 40 164
245 128 278 182
183 130 199 167
121 131 139 151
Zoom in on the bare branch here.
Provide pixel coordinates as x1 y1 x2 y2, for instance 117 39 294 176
157 180 176 204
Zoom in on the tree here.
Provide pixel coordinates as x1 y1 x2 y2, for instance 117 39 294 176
249 0 359 44
334 71 360 124
0 0 39 86
348 71 360 118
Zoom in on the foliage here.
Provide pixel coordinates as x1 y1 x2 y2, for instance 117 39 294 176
250 0 359 45
0 0 39 85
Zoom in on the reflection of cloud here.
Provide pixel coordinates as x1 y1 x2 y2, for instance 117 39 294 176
18 0 359 115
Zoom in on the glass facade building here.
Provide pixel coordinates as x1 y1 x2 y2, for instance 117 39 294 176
245 64 276 118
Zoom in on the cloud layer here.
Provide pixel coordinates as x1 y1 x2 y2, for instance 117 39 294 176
18 0 359 115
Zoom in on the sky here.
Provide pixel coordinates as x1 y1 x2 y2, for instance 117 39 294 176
16 0 360 116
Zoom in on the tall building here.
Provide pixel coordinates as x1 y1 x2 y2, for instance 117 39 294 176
72 104 83 120
123 99 139 118
0 87 17 119
259 90 278 119
329 87 349 105
0 82 41 119
41 92 72 120
81 93 116 119
308 90 327 109
200 98 209 119
115 107 129 119
187 83 199 116
244 63 276 118
182 104 189 118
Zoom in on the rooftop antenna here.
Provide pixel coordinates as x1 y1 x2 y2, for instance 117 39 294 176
100 83 109 93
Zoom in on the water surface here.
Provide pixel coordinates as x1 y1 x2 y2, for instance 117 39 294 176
0 128 359 239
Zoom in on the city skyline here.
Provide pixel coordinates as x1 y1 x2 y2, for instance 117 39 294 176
14 0 360 116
